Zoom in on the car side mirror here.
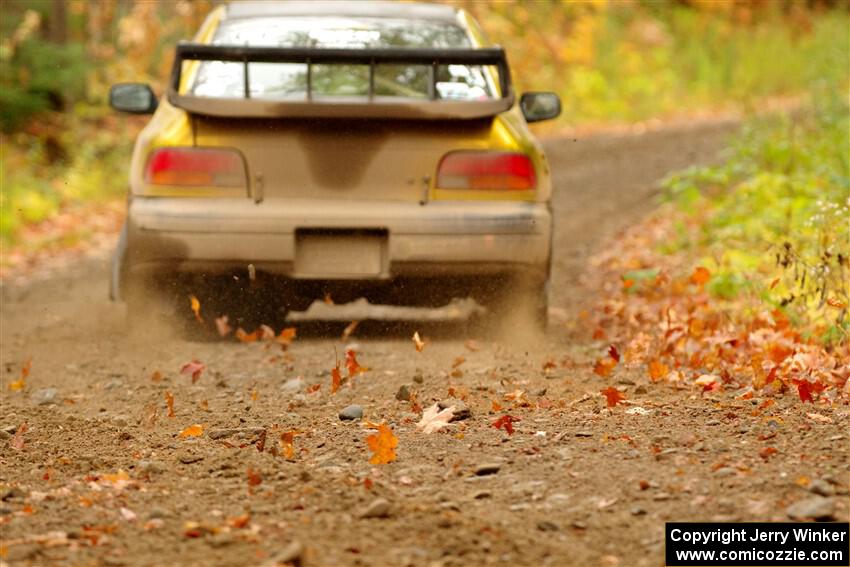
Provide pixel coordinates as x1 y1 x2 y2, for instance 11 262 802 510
109 83 157 114
520 92 561 123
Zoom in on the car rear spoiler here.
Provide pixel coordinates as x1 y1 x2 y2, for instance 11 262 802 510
167 43 514 120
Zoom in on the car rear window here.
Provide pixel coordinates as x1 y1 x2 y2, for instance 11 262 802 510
190 17 496 101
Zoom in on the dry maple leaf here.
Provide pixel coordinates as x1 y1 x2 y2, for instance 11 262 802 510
227 513 251 529
491 400 503 412
690 266 711 286
792 379 824 403
600 386 625 408
648 359 668 382
246 467 262 486
165 391 175 418
452 356 466 369
331 364 342 394
341 320 359 341
412 331 426 352
179 424 204 438
759 446 778 460
150 370 163 383
215 315 232 337
180 360 206 384
9 358 31 391
189 295 203 323
276 327 297 346
607 344 621 362
345 349 368 378
492 414 519 435
416 403 454 434
463 339 480 352
9 423 27 450
279 430 299 460
235 328 260 343
593 357 617 377
366 424 398 465
198 399 210 412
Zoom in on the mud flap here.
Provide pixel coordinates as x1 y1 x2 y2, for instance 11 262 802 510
110 222 128 302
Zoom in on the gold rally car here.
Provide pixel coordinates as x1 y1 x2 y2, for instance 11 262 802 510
109 1 560 330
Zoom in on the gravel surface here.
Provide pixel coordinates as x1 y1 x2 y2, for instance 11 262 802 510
2 119 847 567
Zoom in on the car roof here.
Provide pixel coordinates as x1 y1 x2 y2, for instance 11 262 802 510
224 1 460 23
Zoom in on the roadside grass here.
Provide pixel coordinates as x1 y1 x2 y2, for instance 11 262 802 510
586 97 848 403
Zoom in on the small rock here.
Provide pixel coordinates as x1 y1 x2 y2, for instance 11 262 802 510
809 479 835 497
395 384 411 401
571 520 588 529
264 541 304 567
537 520 560 532
575 431 593 437
630 506 647 516
290 394 307 408
281 377 305 394
138 460 166 474
413 371 424 384
112 415 129 427
786 497 836 521
1 487 25 501
1 425 16 435
474 463 501 476
338 404 363 421
472 490 492 499
634 385 647 395
0 430 11 440
32 388 58 405
178 453 204 464
209 532 235 548
438 399 471 421
146 507 170 519
653 492 671 501
360 498 392 518
715 467 737 477
208 428 240 440
5 543 39 561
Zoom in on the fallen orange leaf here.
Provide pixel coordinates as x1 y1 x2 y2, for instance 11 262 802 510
341 320 359 341
180 360 206 383
235 328 259 343
366 424 398 465
593 357 617 377
412 331 426 352
179 424 204 438
690 266 711 286
600 386 625 408
276 327 297 346
346 349 368 378
8 358 30 391
279 430 299 460
189 295 203 323
165 391 175 417
648 359 668 382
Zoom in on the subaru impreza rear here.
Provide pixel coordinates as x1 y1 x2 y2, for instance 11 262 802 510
109 1 561 331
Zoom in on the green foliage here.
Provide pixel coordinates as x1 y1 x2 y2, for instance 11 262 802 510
0 39 88 132
662 97 850 338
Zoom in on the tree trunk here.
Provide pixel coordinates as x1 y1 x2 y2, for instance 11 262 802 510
49 0 67 44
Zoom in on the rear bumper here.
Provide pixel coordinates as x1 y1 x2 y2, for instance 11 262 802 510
119 197 551 289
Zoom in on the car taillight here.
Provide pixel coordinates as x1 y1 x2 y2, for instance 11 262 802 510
436 151 536 191
144 147 247 187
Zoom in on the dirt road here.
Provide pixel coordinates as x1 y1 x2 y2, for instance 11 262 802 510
2 120 847 567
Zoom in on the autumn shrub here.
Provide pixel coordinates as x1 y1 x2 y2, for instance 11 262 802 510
662 95 850 344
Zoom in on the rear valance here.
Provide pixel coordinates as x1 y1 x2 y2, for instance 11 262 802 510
167 43 514 120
